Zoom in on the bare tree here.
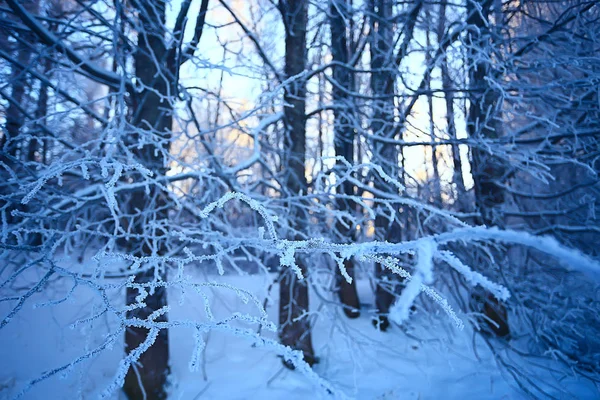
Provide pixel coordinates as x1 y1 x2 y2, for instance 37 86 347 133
1 0 599 398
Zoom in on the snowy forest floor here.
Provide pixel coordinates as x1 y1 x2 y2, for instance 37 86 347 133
1 258 597 400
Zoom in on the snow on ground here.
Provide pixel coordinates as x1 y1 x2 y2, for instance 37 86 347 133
0 262 597 399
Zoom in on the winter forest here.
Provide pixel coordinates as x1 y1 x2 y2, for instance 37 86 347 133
0 0 599 398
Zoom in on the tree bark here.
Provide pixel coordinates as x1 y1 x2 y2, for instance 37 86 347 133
2 37 32 157
123 1 173 398
278 0 316 367
369 0 400 331
466 0 506 227
465 0 510 338
330 0 361 319
28 56 50 163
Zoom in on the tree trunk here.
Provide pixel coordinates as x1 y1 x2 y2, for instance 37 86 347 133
28 56 50 163
330 0 361 319
123 1 172 398
0 0 37 240
278 0 316 367
466 0 505 227
2 39 32 157
465 0 510 338
369 0 399 331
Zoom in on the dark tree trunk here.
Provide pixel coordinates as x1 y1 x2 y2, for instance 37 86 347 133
123 1 173 398
278 259 316 367
330 0 360 319
465 0 510 338
0 1 37 239
466 0 505 227
369 0 399 331
2 42 31 157
278 0 316 367
124 267 170 400
28 57 50 163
